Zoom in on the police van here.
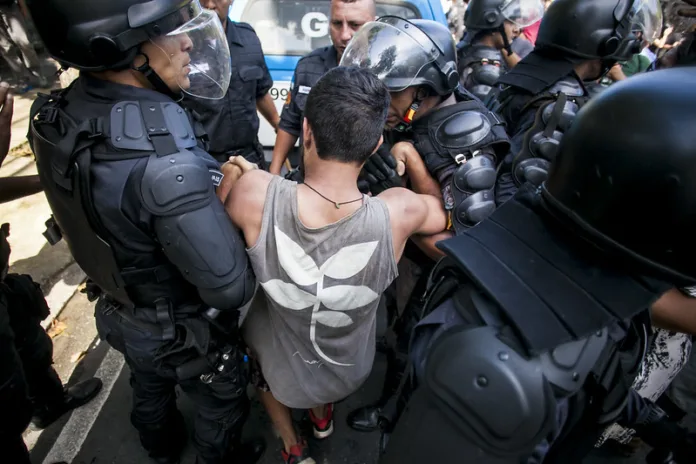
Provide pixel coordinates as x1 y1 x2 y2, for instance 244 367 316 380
228 0 448 149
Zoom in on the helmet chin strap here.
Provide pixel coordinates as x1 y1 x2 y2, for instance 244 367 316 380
132 49 184 102
499 24 513 56
392 97 422 133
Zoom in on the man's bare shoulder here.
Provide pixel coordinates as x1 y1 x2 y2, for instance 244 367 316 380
375 187 422 226
376 186 416 201
226 170 275 217
236 169 275 193
376 187 419 212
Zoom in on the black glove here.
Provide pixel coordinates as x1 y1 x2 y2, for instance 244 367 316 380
284 168 304 183
360 144 402 196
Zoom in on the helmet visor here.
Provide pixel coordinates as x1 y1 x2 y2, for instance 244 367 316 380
630 0 663 42
500 0 545 28
158 4 231 100
339 20 438 92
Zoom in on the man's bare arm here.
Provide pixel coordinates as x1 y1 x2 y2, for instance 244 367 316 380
217 158 273 248
379 187 448 261
269 129 298 175
390 142 449 258
651 287 696 335
410 232 452 261
257 93 280 131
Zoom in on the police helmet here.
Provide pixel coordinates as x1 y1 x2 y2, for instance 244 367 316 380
536 0 663 62
542 67 696 285
465 0 545 33
340 16 459 96
21 0 231 99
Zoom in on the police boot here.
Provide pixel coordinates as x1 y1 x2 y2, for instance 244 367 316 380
30 377 103 430
347 352 407 432
347 405 384 432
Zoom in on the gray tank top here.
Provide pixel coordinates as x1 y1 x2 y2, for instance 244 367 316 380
242 176 398 408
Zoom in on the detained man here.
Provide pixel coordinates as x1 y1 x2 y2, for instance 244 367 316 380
216 66 447 464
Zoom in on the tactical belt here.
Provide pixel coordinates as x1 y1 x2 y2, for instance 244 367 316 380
100 295 176 342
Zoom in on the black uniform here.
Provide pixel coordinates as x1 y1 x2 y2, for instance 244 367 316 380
491 51 591 205
488 0 653 206
457 0 542 101
379 66 696 464
23 1 263 463
182 21 273 167
279 45 338 141
30 75 255 464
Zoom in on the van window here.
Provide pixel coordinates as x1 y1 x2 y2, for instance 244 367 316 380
240 0 421 57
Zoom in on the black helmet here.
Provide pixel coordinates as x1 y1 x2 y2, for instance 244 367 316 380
340 16 459 96
21 0 232 99
464 0 545 33
541 67 696 286
536 0 663 62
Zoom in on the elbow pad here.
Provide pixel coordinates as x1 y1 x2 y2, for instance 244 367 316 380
141 149 256 311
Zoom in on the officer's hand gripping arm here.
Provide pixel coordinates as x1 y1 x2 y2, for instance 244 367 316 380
141 152 256 312
360 144 403 195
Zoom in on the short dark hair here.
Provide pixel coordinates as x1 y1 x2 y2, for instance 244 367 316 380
304 66 390 165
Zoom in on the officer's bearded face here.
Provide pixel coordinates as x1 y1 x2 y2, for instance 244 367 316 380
140 34 195 93
330 0 377 62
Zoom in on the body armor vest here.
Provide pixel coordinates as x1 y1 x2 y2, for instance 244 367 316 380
29 83 207 310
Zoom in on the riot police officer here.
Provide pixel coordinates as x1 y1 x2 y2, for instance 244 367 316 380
22 1 264 463
488 0 663 205
342 16 512 240
377 67 696 464
457 0 545 100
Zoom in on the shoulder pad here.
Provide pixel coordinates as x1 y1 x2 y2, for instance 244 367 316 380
546 77 585 97
110 101 198 152
140 149 216 216
435 110 492 149
425 325 557 454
